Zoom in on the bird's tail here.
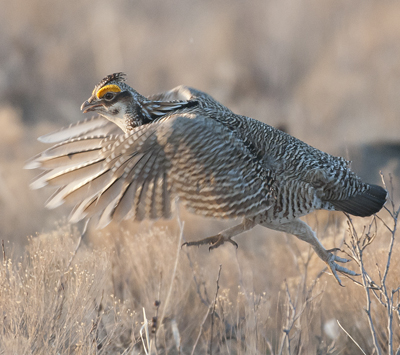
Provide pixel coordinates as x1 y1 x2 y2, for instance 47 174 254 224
330 184 387 217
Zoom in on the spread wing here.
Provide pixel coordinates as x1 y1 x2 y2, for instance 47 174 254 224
26 113 275 228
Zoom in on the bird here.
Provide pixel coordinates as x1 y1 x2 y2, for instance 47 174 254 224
26 72 387 285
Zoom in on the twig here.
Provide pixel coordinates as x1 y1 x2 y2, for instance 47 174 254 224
152 272 162 353
381 173 395 213
375 214 393 234
275 224 329 355
210 265 222 355
90 290 105 351
182 237 224 321
278 281 297 355
191 304 212 355
65 219 90 273
337 320 367 355
1 239 5 265
382 204 398 355
140 308 150 355
343 175 400 355
171 318 181 353
348 215 382 355
182 245 212 309
159 218 183 332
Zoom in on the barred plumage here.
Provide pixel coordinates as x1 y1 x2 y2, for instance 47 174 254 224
26 72 387 285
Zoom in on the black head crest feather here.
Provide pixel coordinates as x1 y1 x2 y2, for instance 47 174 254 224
96 72 127 90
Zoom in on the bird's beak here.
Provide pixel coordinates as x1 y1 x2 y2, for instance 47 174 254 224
81 99 102 113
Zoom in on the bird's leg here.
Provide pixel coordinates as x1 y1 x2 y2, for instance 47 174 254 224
183 218 256 251
261 219 359 286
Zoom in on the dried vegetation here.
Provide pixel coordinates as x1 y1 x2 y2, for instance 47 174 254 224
1 179 399 354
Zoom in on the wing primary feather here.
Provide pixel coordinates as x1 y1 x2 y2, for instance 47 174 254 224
104 145 165 223
38 117 114 143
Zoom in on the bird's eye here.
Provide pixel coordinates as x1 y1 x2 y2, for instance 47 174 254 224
104 92 115 100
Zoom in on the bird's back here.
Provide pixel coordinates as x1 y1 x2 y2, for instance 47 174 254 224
171 86 387 220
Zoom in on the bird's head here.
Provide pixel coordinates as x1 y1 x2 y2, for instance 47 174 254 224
81 72 149 132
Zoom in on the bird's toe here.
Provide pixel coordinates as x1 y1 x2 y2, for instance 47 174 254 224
332 254 351 263
326 253 359 286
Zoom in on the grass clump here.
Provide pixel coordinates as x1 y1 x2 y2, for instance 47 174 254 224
1 183 399 354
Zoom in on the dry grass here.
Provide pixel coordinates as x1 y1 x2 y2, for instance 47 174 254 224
1 184 399 354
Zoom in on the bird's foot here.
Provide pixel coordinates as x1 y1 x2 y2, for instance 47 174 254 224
183 234 238 251
323 251 359 286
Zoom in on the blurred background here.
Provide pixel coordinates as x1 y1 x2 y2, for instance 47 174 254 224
0 0 399 251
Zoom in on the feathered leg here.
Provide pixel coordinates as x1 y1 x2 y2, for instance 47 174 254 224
183 218 256 250
261 218 358 286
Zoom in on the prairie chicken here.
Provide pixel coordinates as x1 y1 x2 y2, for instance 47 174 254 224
26 73 387 285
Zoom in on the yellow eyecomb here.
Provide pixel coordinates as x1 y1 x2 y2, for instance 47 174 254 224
96 84 121 99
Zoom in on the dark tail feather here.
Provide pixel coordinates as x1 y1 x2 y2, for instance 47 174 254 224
331 184 387 217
